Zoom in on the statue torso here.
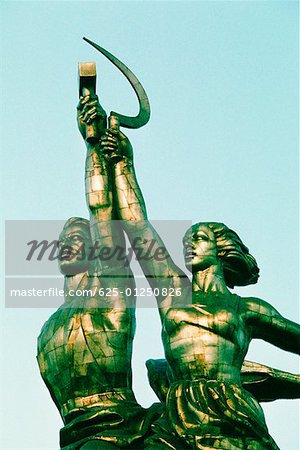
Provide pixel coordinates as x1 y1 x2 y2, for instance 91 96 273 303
37 275 136 417
162 291 251 383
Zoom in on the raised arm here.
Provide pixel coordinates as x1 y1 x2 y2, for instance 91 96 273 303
99 125 190 313
244 297 300 354
77 97 133 282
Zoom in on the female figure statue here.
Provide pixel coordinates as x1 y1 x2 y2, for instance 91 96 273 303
97 116 300 450
37 96 161 450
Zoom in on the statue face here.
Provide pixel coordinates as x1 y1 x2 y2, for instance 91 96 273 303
58 224 90 275
183 224 218 273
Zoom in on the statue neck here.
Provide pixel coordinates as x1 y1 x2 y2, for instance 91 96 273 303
192 262 230 295
64 272 88 298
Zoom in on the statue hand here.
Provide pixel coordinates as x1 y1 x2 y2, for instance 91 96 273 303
77 95 107 140
99 126 133 164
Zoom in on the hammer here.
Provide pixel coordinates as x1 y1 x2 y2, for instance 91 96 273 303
78 62 100 144
78 62 121 161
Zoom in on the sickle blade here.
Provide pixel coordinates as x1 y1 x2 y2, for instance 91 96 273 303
83 37 150 129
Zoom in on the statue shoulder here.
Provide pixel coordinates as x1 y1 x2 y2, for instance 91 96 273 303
239 295 280 322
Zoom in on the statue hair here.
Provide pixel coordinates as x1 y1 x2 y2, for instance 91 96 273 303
62 217 91 237
192 222 259 288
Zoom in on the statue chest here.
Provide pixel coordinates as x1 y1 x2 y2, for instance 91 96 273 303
163 297 248 351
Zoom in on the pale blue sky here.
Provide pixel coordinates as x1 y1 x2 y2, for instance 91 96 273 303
1 1 299 449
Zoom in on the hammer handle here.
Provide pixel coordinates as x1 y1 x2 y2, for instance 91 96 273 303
82 86 98 144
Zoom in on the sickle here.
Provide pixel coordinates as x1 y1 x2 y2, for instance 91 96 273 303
83 37 150 129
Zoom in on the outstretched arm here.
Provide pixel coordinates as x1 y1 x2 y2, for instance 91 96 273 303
100 125 190 315
244 297 300 354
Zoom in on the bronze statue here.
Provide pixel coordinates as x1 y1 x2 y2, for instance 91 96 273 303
95 116 300 449
37 43 162 449
37 39 299 450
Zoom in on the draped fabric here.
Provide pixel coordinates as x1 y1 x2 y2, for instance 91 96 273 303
145 379 279 450
60 396 163 449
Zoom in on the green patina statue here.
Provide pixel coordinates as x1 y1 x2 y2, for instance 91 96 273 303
97 115 300 450
37 40 300 450
37 42 162 449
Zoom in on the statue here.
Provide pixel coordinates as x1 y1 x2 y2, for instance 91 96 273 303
37 40 162 450
96 109 300 449
37 38 300 450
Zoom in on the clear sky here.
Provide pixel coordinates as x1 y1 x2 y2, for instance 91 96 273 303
1 1 299 449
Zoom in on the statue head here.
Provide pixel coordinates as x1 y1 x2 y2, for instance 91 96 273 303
58 217 91 275
183 222 259 288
